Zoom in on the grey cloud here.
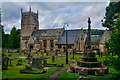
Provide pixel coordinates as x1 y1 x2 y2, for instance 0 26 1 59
2 2 108 34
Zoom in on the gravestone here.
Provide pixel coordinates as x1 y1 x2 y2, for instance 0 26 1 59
27 51 33 64
43 60 47 66
32 58 42 68
52 55 55 62
2 54 9 70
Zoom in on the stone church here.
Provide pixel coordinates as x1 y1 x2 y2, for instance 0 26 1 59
20 8 110 54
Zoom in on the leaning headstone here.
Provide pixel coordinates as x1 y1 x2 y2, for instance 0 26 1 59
2 54 9 70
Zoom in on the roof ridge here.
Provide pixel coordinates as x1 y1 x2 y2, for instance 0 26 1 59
38 28 64 31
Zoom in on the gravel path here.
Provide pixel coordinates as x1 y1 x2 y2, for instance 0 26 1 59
44 57 76 80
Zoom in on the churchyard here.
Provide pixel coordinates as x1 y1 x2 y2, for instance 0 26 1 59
2 1 120 80
2 51 119 80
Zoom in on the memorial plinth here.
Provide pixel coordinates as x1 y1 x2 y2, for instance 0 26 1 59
72 18 108 75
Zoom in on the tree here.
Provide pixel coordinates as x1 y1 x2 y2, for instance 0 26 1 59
8 26 17 49
16 29 20 49
102 2 120 30
105 13 120 59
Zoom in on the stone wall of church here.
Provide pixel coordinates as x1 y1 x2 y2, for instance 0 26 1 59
20 37 28 51
99 30 110 53
80 38 85 52
56 45 74 54
99 43 105 53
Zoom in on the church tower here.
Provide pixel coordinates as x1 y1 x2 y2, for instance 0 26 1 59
20 7 39 51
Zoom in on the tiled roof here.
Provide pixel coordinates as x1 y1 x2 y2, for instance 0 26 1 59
85 36 101 44
31 28 64 37
56 29 82 45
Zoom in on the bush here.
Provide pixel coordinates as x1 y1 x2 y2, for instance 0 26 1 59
112 58 120 70
111 72 120 79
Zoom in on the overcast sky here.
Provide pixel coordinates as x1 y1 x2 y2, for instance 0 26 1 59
1 1 110 34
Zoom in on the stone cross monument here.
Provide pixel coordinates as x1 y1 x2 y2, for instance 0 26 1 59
87 17 91 50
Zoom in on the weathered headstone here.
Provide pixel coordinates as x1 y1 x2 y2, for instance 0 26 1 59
2 54 9 70
32 57 43 68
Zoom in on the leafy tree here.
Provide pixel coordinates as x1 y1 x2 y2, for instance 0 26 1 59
2 26 7 49
8 26 20 49
102 2 120 30
105 13 120 60
16 29 20 48
8 26 16 48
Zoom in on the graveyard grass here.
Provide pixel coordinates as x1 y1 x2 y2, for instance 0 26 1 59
2 53 118 79
2 53 70 79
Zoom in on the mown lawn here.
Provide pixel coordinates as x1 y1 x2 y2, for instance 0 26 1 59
2 53 70 79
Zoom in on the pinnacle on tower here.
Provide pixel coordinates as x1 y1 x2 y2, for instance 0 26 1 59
37 10 39 14
21 8 23 14
30 7 31 12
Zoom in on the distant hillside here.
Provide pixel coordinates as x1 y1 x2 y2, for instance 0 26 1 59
83 29 105 37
